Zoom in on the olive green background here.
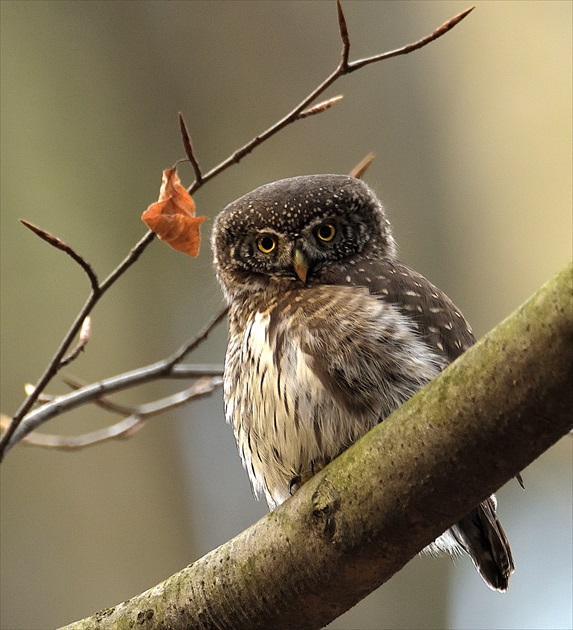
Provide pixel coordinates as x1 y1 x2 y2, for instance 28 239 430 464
1 2 571 629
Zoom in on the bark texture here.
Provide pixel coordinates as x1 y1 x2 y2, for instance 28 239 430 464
61 261 573 630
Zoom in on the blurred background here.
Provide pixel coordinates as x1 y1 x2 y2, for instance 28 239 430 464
1 1 571 628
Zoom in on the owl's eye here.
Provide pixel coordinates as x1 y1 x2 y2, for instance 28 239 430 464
256 234 277 254
315 223 336 242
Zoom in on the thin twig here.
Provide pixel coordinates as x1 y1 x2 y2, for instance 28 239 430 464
346 5 475 72
186 3 473 194
98 229 156 293
20 220 99 291
164 305 229 367
178 112 203 184
24 384 54 404
1 416 146 450
2 312 227 454
0 230 157 459
337 0 350 67
61 374 137 416
2 377 223 451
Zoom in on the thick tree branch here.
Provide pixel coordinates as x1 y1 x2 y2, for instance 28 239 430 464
61 262 573 630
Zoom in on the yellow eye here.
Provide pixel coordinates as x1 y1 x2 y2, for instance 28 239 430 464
257 235 277 254
315 223 336 242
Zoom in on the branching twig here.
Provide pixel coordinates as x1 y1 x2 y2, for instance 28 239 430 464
61 375 141 416
19 221 100 292
2 376 223 451
0 229 158 458
1 2 473 459
2 310 227 455
185 2 474 194
162 305 228 368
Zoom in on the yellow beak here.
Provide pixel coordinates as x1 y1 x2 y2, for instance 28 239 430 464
293 248 309 283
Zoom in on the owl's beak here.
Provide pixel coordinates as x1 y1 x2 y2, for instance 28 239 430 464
293 248 309 283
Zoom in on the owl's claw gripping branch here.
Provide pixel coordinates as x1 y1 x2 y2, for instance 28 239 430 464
1 2 473 458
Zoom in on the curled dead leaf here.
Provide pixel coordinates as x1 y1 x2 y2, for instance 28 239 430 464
142 168 206 257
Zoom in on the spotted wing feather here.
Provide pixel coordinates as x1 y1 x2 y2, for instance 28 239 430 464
332 257 515 591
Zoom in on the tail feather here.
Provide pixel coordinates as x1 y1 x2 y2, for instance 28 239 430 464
450 497 514 592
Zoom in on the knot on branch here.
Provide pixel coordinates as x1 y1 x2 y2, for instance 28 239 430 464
311 479 341 541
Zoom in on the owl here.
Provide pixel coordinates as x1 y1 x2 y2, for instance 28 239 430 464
212 174 514 591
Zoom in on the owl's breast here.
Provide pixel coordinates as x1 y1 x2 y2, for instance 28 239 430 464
225 306 348 508
224 286 443 509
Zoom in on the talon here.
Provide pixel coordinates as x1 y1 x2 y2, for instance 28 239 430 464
289 475 302 495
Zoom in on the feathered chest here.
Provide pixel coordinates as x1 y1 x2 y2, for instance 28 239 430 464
223 286 443 508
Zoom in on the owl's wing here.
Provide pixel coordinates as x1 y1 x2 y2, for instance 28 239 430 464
343 258 476 363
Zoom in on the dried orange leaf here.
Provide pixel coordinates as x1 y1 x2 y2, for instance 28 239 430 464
142 168 206 257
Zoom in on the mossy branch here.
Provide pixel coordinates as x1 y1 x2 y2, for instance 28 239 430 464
61 261 573 630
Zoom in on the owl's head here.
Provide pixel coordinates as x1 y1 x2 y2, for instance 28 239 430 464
212 174 396 300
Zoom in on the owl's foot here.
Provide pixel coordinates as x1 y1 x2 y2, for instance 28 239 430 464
289 461 329 495
288 475 302 495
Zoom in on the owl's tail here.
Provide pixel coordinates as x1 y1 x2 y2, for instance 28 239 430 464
450 497 515 592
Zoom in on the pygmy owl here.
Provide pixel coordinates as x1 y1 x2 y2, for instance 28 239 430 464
212 174 514 591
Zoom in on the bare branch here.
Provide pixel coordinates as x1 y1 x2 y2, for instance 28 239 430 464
2 307 226 454
347 6 475 72
185 4 472 195
0 415 145 451
20 220 99 291
0 229 159 459
24 383 54 404
178 112 203 184
163 305 228 367
2 376 223 451
98 228 156 293
60 374 137 416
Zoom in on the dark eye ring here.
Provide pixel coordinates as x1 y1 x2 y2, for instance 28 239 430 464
256 235 277 254
315 223 336 242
